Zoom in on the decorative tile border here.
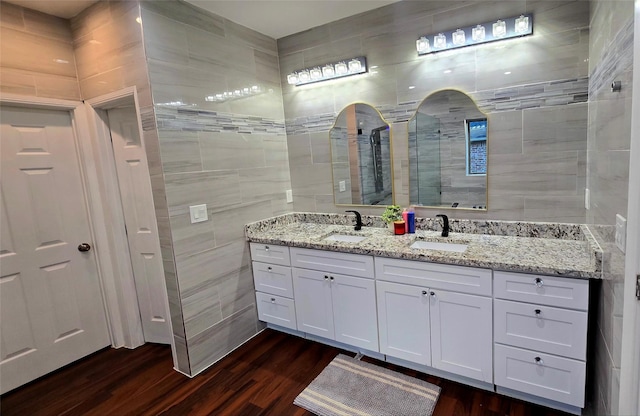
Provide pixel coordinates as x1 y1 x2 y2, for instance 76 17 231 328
155 106 286 135
589 18 634 96
285 77 589 134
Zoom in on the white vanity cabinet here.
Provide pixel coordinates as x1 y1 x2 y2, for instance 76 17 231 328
250 243 297 331
375 257 493 383
493 271 590 410
291 247 378 352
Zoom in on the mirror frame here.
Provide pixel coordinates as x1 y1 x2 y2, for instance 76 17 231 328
408 88 489 211
330 102 396 207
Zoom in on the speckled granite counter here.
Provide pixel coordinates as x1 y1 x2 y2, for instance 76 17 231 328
245 213 603 279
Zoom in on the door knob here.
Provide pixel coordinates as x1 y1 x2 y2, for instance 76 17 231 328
78 243 91 252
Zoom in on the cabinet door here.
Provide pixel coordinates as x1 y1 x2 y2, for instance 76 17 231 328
376 281 431 365
292 268 334 339
430 290 493 383
332 274 379 352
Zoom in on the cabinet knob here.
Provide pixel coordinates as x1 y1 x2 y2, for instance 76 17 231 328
324 275 329 280
270 298 276 303
267 266 272 271
330 276 334 281
534 357 544 366
534 277 544 288
535 309 541 316
265 246 269 251
430 291 436 297
421 290 427 295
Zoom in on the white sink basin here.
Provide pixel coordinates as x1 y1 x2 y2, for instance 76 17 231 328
410 240 468 253
324 234 367 243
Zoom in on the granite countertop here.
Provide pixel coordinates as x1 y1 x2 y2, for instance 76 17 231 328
246 213 603 279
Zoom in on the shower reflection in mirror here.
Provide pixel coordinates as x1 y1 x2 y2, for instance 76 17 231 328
330 103 393 206
409 89 488 210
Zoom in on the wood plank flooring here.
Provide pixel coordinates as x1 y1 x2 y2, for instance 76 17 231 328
1 329 571 416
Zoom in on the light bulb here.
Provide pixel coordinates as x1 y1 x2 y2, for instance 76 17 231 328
515 15 529 33
310 67 322 80
322 64 335 77
472 25 486 42
434 33 446 49
452 29 465 46
493 20 507 38
335 62 348 75
416 36 430 53
287 73 299 85
348 58 362 73
298 70 311 83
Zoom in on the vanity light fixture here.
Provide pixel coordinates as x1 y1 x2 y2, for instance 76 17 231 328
416 14 533 56
287 56 367 86
205 84 264 102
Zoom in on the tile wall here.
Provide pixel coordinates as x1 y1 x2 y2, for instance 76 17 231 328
0 1 80 99
587 1 634 415
69 1 186 372
278 0 590 223
139 0 291 375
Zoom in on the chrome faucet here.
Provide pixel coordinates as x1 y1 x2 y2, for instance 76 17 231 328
436 214 449 237
345 210 362 231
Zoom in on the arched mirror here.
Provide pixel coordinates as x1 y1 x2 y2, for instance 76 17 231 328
408 90 488 210
330 103 394 206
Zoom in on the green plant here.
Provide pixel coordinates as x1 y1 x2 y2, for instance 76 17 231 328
381 205 402 224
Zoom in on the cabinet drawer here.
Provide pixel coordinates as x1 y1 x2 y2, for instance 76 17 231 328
250 243 290 266
375 257 492 296
290 247 374 279
494 271 588 310
252 262 293 298
256 292 297 330
495 299 588 360
494 344 586 407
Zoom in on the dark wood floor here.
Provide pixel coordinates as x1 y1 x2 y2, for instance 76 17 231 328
1 329 571 416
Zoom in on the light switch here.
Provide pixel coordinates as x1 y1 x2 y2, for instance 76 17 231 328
286 189 293 203
339 180 346 192
189 204 208 224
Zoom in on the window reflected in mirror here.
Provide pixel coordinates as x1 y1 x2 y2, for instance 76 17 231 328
330 103 394 206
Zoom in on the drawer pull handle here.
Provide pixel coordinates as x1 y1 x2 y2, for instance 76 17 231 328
534 277 544 288
270 298 276 303
324 275 329 280
330 276 334 281
267 266 272 271
534 357 544 366
421 290 427 295
535 309 541 316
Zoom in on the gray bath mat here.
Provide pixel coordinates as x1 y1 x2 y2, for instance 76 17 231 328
294 354 441 416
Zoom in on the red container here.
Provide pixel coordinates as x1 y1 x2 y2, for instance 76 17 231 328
393 220 406 235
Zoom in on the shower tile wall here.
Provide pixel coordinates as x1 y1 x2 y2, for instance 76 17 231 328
587 1 634 415
140 1 290 375
0 1 80 100
279 0 590 222
69 0 186 372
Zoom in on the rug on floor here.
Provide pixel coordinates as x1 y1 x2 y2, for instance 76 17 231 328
294 354 441 416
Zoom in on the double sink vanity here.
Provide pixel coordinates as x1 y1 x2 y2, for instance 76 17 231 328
246 213 603 415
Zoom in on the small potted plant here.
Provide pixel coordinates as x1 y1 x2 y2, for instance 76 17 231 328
381 205 402 231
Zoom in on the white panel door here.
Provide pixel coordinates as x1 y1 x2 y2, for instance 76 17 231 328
0 106 110 394
430 289 493 383
376 280 431 365
107 107 170 344
331 273 379 351
292 268 334 339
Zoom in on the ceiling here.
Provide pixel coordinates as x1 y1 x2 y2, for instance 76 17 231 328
4 0 401 39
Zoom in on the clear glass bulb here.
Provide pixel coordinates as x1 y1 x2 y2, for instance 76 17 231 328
287 73 299 85
335 62 348 75
472 25 486 42
416 36 430 53
452 29 465 46
434 33 447 49
515 15 529 33
493 20 507 38
298 70 311 82
348 59 362 73
322 64 335 77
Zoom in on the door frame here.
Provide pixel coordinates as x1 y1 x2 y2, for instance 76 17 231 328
84 87 174 354
618 1 640 413
0 92 124 347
